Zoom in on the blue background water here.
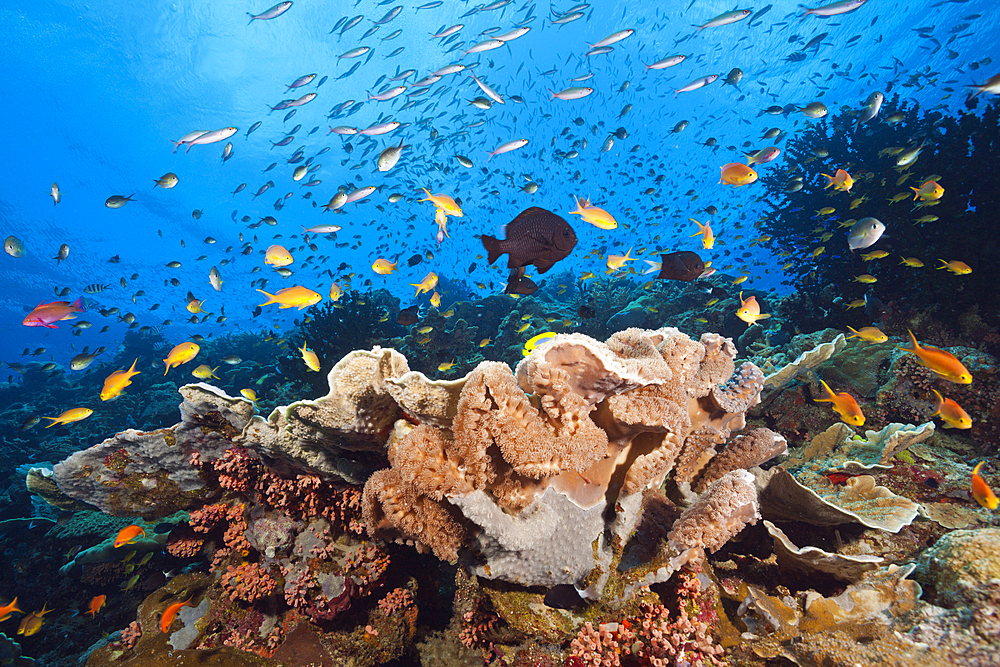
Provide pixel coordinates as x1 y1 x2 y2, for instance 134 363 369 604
0 0 997 365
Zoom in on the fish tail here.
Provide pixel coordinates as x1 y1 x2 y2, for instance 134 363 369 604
43 417 61 428
247 14 256 25
128 358 139 374
256 289 276 306
845 326 860 338
814 379 836 402
72 297 85 312
480 235 503 266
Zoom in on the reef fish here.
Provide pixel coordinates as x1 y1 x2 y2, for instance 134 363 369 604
23 297 85 328
101 359 140 401
480 207 577 275
736 292 770 326
647 251 705 282
44 407 93 428
847 218 885 251
971 462 998 509
897 330 972 384
257 286 321 309
931 389 971 429
163 342 201 375
161 597 194 633
813 379 865 426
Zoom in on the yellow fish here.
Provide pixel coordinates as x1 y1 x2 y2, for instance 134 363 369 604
814 379 865 426
430 291 441 308
416 325 433 334
410 272 439 296
810 247 825 258
17 603 52 637
606 248 636 271
419 188 463 216
240 388 258 405
937 259 971 275
861 250 889 261
163 342 200 375
523 331 556 356
845 326 888 343
689 218 714 249
257 286 321 310
852 274 878 284
101 359 140 401
899 257 924 268
329 282 343 301
44 407 93 428
516 322 531 333
731 275 749 285
569 196 618 230
479 337 491 347
372 258 397 275
191 364 220 380
438 359 456 372
816 207 836 216
186 298 205 314
299 342 320 372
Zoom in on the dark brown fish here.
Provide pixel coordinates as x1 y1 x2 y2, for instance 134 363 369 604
578 305 595 319
480 207 577 274
506 272 538 295
397 305 420 326
656 251 705 282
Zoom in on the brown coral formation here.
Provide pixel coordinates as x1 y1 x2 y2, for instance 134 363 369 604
363 328 776 593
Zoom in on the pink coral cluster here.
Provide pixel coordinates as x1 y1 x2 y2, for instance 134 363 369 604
221 563 278 603
116 621 142 651
569 572 725 667
255 471 366 535
342 543 390 595
377 587 414 615
212 447 263 493
166 532 204 558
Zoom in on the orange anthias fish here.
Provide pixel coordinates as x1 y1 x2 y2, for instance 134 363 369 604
257 286 322 309
0 598 22 622
419 188 463 217
44 407 94 428
23 297 85 328
161 597 194 633
719 162 758 186
971 462 998 510
568 196 618 230
910 179 944 201
820 168 854 192
735 291 771 326
410 272 439 296
689 218 715 249
897 330 972 384
17 603 51 637
101 359 140 401
163 342 200 375
329 282 343 301
264 245 293 267
114 525 146 548
606 248 637 271
371 258 397 275
931 389 972 429
86 595 106 618
814 379 865 426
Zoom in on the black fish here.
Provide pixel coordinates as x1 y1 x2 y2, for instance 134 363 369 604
108 255 120 263
480 207 577 274
397 305 420 326
578 305 595 319
407 253 423 267
864 291 889 320
506 270 538 295
656 251 705 282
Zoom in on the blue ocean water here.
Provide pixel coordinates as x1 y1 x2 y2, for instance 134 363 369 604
3 0 997 366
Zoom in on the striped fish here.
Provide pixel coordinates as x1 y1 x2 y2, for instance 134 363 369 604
84 283 110 294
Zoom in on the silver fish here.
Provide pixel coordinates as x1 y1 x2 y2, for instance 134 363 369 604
247 1 292 24
848 217 885 251
4 236 26 258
